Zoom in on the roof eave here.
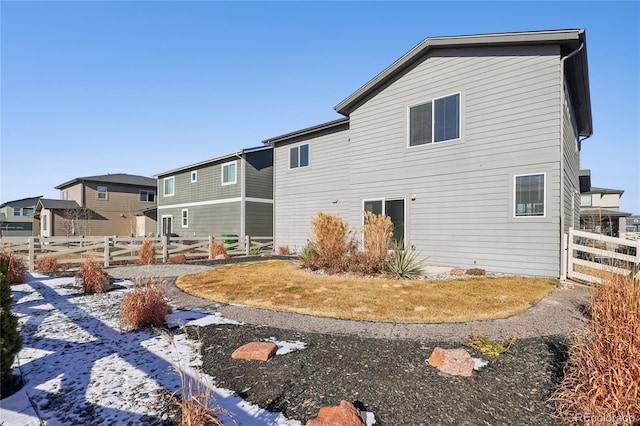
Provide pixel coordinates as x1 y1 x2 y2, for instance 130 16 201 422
262 117 349 145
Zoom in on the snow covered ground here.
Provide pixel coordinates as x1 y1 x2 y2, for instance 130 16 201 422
0 273 322 426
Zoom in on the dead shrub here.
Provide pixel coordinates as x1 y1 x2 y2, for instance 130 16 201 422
361 211 393 272
209 241 228 259
0 251 26 284
120 278 171 330
276 245 291 256
77 256 110 294
35 255 58 273
550 273 640 423
138 239 156 265
465 268 486 276
303 212 356 273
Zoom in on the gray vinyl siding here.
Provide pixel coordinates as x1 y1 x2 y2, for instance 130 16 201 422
346 44 563 276
162 203 241 238
245 163 273 200
158 161 241 206
245 201 273 236
562 84 581 232
274 128 351 253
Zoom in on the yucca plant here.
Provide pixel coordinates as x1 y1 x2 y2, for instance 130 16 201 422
385 242 424 279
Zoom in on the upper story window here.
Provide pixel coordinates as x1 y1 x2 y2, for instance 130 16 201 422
191 171 198 183
514 173 545 217
97 186 108 200
163 177 175 197
409 93 460 146
289 144 309 169
222 161 237 185
580 194 592 207
13 207 21 216
61 190 68 200
140 190 155 202
22 207 34 216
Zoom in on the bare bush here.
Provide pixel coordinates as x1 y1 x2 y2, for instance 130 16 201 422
209 241 228 259
120 278 171 330
276 245 291 256
0 251 26 284
35 256 58 273
138 239 156 265
77 256 110 294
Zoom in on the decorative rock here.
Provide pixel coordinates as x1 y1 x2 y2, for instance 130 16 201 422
450 267 464 275
307 400 366 426
231 342 277 361
429 347 475 377
214 254 229 260
168 254 186 264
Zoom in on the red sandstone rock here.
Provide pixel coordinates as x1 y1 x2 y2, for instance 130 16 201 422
450 267 464 275
307 400 366 426
428 347 446 368
435 348 475 377
231 342 277 361
168 254 187 264
214 254 229 260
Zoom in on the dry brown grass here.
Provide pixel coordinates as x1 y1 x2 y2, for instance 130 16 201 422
362 211 393 260
276 245 291 256
175 260 557 322
209 241 228 259
35 255 58 273
120 278 171 329
551 273 640 424
0 251 26 284
138 239 156 265
77 256 110 294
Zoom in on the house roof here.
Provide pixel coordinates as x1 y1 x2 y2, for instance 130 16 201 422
581 208 632 218
585 187 625 195
334 29 592 137
154 146 273 177
262 118 349 145
36 199 81 210
55 173 156 190
0 196 43 208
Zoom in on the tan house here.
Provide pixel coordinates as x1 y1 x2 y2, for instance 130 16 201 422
35 173 157 237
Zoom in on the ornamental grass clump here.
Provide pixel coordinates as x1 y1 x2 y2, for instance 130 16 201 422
77 256 110 294
303 212 356 273
120 278 171 330
0 251 26 284
360 211 393 274
209 241 228 259
550 273 640 424
138 239 156 265
35 255 58 273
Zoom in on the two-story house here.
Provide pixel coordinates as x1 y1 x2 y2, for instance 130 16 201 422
0 196 42 237
264 29 593 277
579 177 631 237
34 173 157 237
154 146 273 238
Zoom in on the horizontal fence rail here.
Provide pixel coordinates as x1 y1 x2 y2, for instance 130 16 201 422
0 235 274 271
567 228 640 285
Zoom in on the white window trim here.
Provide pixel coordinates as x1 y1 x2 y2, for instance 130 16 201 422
513 172 546 218
97 186 108 200
181 208 188 228
361 197 407 246
407 91 462 148
288 143 310 170
221 161 237 186
163 176 175 197
140 190 155 203
191 170 198 183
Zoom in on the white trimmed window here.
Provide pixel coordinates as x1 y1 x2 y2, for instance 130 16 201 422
61 190 68 200
580 194 592 207
409 93 460 146
163 177 175 197
140 190 155 202
181 209 188 228
13 207 21 216
222 161 237 185
191 171 198 183
97 186 108 200
514 173 545 217
289 144 309 169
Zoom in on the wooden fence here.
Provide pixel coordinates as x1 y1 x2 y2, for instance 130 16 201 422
566 228 640 285
0 235 273 271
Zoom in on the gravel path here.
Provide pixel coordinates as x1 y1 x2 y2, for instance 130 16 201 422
106 262 592 425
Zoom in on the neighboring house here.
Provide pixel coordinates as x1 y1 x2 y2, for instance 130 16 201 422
0 196 42 237
580 185 631 237
34 173 157 237
264 29 593 277
154 146 273 238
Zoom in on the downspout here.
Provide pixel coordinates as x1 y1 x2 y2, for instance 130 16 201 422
559 42 584 280
236 152 246 242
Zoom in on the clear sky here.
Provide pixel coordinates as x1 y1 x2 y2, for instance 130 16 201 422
1 1 639 214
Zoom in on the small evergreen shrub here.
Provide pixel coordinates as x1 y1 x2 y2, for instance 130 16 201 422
0 251 26 284
466 268 486 276
120 278 171 329
385 244 424 279
35 255 58 273
0 261 23 390
210 241 228 259
77 256 110 294
138 239 156 265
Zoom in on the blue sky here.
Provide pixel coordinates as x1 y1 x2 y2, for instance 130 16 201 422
1 1 639 214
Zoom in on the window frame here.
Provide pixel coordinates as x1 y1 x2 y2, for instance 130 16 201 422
163 176 175 197
191 170 198 183
513 172 546 218
97 186 108 200
580 194 592 207
221 161 237 186
289 143 310 169
13 207 21 216
140 190 155 202
22 207 34 216
362 197 406 247
407 92 461 148
181 208 188 228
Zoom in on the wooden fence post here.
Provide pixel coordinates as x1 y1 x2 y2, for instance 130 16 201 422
162 235 169 263
208 236 213 260
28 236 35 272
104 236 110 268
245 235 251 256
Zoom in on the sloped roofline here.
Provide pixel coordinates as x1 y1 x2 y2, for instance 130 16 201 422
154 145 273 177
55 173 156 190
262 117 349 145
0 196 43 208
334 29 592 136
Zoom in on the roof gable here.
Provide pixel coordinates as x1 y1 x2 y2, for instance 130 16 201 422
55 173 156 190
